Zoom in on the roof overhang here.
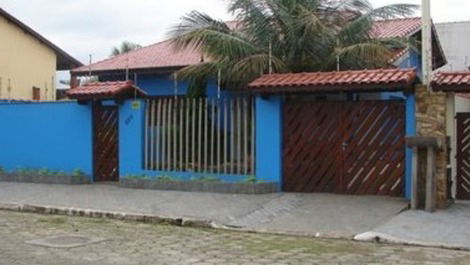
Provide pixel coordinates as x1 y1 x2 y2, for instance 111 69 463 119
71 66 186 77
0 8 83 70
248 68 417 94
432 71 470 92
67 81 147 100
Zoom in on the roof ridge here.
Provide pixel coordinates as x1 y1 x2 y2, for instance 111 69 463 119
375 17 421 22
80 39 175 70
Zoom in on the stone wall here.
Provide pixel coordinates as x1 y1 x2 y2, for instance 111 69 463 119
415 85 449 208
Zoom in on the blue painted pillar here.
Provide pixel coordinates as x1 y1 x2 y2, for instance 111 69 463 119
255 95 283 187
119 99 146 178
405 93 416 199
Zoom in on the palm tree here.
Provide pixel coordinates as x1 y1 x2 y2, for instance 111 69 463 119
168 0 418 89
110 41 142 57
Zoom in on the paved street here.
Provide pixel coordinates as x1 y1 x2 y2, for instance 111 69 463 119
0 210 469 265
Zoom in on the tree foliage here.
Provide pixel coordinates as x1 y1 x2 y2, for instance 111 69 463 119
110 41 142 57
169 0 418 89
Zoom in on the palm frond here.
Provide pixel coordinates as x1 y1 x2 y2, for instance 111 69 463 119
335 41 395 69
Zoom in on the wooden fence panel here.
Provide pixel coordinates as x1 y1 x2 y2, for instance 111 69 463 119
457 113 470 200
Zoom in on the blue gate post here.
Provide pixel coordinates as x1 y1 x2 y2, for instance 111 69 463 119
405 93 416 199
119 99 146 178
255 95 283 188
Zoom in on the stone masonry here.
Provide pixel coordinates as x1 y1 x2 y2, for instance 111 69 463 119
415 85 449 208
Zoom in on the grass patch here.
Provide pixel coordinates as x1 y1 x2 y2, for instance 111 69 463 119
242 237 369 255
37 216 67 225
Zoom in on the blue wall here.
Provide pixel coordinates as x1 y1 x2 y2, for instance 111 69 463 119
397 49 422 79
0 101 93 178
405 93 416 199
255 96 283 185
136 74 231 99
119 99 260 182
119 99 146 177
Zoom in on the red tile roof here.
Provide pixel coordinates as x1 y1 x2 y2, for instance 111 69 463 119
432 72 470 92
248 68 417 93
67 81 147 100
72 39 203 74
73 18 424 75
370 17 421 39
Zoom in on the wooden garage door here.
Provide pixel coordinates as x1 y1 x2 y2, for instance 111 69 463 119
283 100 405 196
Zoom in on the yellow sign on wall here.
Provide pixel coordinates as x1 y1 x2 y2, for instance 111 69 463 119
131 100 141 110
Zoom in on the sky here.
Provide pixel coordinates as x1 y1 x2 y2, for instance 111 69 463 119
1 0 470 74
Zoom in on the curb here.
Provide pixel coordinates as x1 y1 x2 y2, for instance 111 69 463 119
1 202 469 252
0 202 355 240
354 231 470 252
0 202 215 229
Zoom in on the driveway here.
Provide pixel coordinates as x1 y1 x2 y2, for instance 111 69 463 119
0 182 408 238
356 202 470 250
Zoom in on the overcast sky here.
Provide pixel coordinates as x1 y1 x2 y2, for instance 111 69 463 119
2 0 470 66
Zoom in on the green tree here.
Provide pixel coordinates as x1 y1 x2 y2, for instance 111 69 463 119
169 0 417 89
110 41 142 57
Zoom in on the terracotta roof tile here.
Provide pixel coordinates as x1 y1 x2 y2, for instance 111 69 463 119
370 17 422 39
432 71 470 92
248 68 417 93
72 39 203 74
73 18 423 74
67 81 147 100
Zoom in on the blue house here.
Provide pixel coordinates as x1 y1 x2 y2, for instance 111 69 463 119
65 17 447 198
3 17 449 196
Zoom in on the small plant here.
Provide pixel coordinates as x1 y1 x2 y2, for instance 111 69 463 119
156 175 177 182
0 166 4 175
124 174 152 180
241 175 257 184
15 168 33 175
191 175 221 182
54 171 67 176
72 169 85 177
38 168 51 176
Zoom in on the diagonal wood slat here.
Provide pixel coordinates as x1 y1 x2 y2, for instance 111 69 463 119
283 100 405 196
93 104 119 182
456 113 470 200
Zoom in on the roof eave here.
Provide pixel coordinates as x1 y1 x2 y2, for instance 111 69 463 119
71 65 188 76
250 82 415 95
432 84 470 93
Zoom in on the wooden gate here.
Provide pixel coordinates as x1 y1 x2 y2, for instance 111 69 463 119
456 113 470 200
283 100 405 196
93 104 119 182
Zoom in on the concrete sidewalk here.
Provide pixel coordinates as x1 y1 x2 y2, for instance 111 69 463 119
0 182 407 238
355 202 470 250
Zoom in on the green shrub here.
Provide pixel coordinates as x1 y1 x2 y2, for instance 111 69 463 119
72 169 85 177
156 175 178 182
191 176 221 182
241 175 257 184
0 166 4 175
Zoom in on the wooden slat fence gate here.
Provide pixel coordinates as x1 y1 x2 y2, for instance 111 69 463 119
456 113 470 200
283 100 405 196
93 104 119 182
144 97 256 175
